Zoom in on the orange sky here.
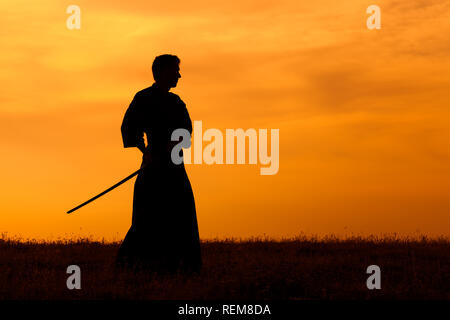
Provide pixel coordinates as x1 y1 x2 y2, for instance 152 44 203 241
1 0 449 241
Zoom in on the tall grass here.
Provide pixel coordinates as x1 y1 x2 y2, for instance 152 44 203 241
0 234 448 300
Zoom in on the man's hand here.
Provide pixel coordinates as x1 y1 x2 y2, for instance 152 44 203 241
140 140 181 168
166 139 181 153
141 147 152 167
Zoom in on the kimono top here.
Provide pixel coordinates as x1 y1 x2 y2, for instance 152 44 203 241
121 83 192 162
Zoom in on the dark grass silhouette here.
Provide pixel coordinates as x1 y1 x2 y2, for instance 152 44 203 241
0 234 448 300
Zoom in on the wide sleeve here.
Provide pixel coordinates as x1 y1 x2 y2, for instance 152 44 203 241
121 93 145 149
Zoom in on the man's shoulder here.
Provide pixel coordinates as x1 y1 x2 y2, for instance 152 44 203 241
134 87 178 97
134 86 153 98
133 87 185 105
168 92 186 107
168 91 183 101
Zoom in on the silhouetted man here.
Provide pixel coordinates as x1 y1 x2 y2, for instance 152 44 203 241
117 54 202 274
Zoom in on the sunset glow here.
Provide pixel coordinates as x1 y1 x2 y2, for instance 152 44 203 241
1 0 450 241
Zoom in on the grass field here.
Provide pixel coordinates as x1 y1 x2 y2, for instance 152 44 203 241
0 235 448 300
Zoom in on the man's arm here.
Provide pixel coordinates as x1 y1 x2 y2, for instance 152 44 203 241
121 93 146 149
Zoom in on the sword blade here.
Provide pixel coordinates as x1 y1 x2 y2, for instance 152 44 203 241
67 166 144 214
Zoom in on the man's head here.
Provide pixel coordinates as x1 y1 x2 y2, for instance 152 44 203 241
152 54 181 89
